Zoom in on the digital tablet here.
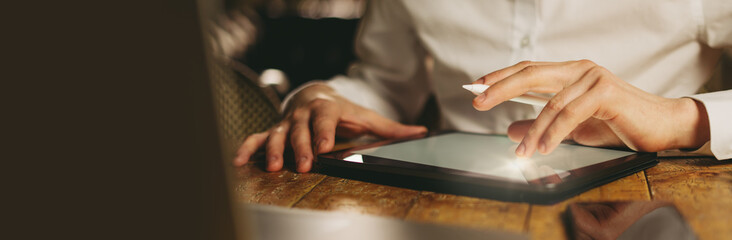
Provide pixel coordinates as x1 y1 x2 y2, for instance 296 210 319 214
317 132 657 204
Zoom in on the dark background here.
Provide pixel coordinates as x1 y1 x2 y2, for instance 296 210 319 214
7 0 366 239
243 16 358 88
6 0 231 239
6 1 366 239
224 0 363 90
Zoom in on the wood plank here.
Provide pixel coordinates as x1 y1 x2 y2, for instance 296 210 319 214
231 161 326 206
648 157 732 173
646 157 732 240
527 171 651 240
404 192 529 233
293 177 421 218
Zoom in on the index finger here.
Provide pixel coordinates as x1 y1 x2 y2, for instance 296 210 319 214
472 61 594 111
473 61 553 85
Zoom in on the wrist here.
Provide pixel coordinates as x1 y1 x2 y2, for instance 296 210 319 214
670 97 710 150
280 82 335 114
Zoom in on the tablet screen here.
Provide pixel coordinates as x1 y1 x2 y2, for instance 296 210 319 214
347 132 634 183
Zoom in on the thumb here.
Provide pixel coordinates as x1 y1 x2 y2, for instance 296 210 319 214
507 119 535 142
365 113 427 139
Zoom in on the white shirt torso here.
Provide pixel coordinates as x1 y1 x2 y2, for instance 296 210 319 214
312 0 732 158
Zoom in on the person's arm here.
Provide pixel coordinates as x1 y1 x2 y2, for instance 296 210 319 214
476 59 728 160
234 0 432 172
473 60 711 159
484 1 732 159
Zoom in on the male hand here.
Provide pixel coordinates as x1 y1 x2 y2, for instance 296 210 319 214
233 83 427 172
472 60 710 157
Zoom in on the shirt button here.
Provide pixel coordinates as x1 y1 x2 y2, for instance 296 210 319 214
520 35 530 48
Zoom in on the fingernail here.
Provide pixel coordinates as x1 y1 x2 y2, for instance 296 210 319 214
233 156 245 166
297 156 310 172
416 126 428 133
538 142 547 153
516 143 526 156
300 156 309 164
269 156 277 162
267 156 278 171
476 93 487 102
298 159 312 173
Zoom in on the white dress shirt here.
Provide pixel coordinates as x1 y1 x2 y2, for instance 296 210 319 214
286 0 732 159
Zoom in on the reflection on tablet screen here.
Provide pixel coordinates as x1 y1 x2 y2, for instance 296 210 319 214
351 133 634 183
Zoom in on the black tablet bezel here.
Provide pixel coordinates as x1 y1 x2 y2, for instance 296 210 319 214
316 131 657 204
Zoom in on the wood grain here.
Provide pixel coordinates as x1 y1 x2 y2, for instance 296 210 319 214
527 171 651 240
232 140 732 240
404 192 529 233
293 177 421 218
649 157 732 173
231 162 326 206
647 157 732 240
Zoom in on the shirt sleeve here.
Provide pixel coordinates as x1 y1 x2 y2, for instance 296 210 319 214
689 90 732 160
691 1 732 159
282 0 430 123
329 0 430 122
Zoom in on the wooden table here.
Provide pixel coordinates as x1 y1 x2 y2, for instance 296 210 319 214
232 143 732 240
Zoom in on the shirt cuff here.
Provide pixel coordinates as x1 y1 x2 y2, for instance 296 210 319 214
279 81 327 114
657 141 713 157
280 77 402 122
688 90 732 160
684 141 714 156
